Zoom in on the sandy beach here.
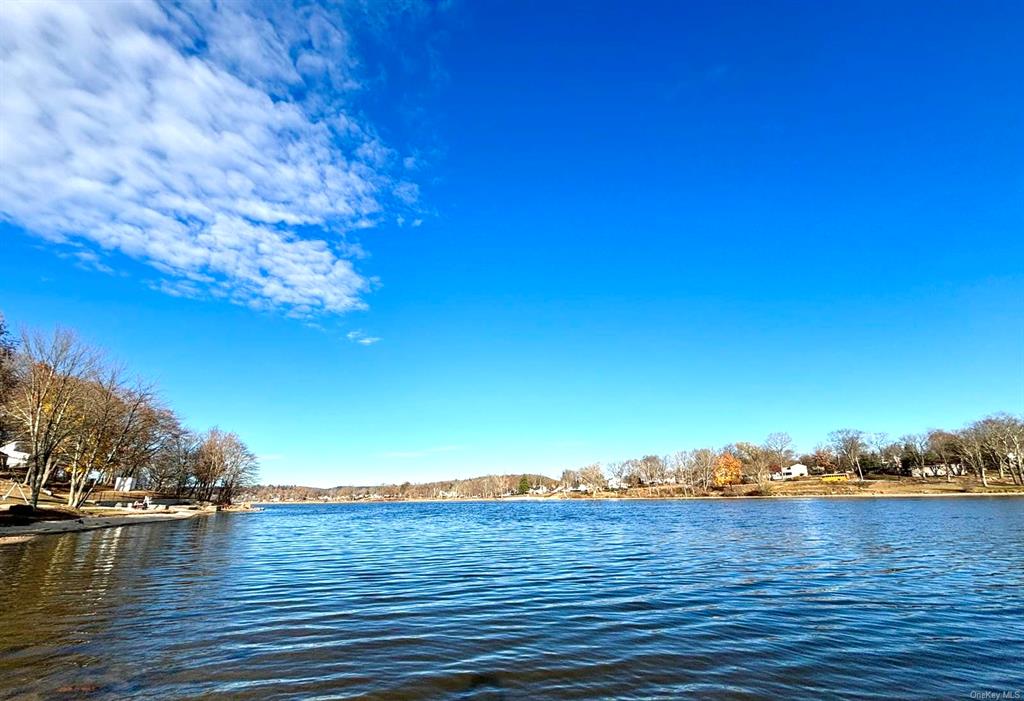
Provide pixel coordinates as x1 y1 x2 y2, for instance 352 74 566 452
0 509 205 545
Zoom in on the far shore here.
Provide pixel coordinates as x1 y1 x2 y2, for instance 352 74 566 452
252 486 1024 506
4 480 1020 545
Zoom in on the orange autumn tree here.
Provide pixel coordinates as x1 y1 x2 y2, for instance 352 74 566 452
713 452 743 487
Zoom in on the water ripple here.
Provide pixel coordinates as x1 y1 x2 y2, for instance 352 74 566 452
2 498 1023 700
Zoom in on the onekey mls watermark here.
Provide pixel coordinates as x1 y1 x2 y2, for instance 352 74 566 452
970 692 1022 700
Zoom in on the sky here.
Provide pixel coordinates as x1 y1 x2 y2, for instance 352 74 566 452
1 0 1022 487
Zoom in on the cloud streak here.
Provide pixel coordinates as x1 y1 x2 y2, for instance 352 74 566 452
0 0 419 317
346 330 381 346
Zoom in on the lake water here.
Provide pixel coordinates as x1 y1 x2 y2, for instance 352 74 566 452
2 498 1022 700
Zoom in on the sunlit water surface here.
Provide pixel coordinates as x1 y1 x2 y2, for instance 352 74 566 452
2 498 1023 700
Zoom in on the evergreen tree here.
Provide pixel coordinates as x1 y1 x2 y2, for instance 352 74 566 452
518 475 530 494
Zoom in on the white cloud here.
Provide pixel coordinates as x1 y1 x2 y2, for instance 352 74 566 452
0 0 419 317
346 329 381 345
393 182 420 205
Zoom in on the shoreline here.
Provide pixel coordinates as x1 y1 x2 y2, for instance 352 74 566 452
5 489 1020 543
0 509 207 545
252 489 1024 505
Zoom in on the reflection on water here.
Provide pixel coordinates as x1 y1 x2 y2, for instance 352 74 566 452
2 498 1023 700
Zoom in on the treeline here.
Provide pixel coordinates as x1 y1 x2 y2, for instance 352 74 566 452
561 416 1024 494
248 414 1023 502
0 312 259 508
245 473 559 502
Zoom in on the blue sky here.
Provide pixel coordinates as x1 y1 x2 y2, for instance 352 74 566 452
1 1 1022 486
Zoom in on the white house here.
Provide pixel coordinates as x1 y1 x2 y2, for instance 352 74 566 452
771 463 809 481
911 464 963 478
0 442 29 470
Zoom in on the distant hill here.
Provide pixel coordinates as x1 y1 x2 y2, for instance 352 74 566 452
243 473 559 501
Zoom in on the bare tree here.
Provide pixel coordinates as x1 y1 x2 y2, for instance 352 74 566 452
691 448 717 493
736 433 795 485
1005 417 1024 485
65 366 155 508
118 405 179 484
578 463 606 492
217 433 259 505
829 429 866 481
900 433 929 478
8 328 98 507
868 432 890 473
193 428 225 501
148 420 199 496
986 414 1024 485
763 432 794 472
664 451 695 494
605 460 629 490
868 432 903 477
622 458 644 488
955 423 989 487
560 468 580 490
192 428 259 504
734 441 772 485
927 429 958 482
637 455 666 488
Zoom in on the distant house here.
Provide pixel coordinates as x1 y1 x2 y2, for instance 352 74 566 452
0 442 29 470
786 464 809 479
911 464 963 478
771 463 809 481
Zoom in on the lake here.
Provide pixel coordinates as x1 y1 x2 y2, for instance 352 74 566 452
2 498 1022 700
